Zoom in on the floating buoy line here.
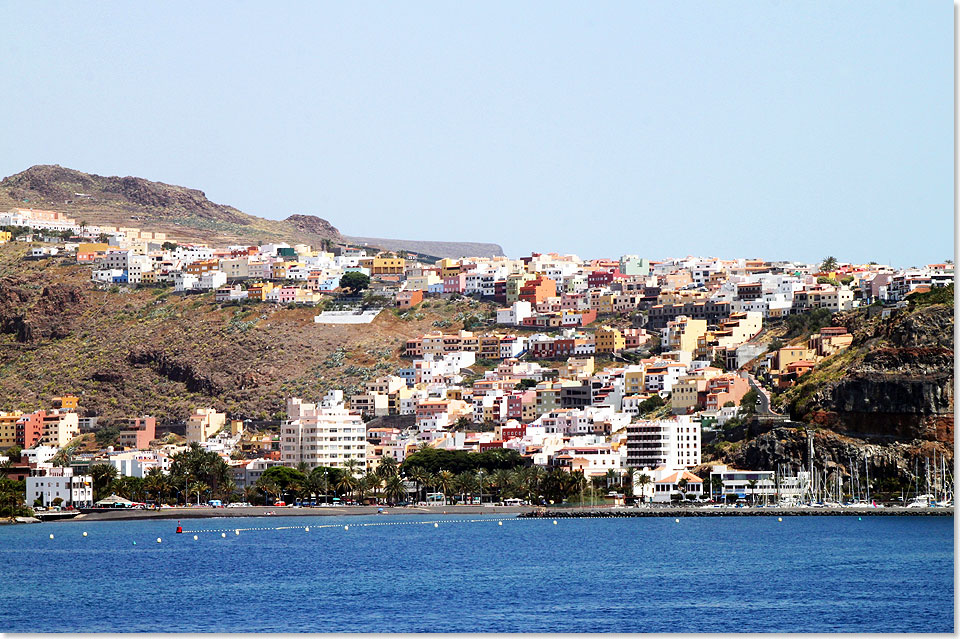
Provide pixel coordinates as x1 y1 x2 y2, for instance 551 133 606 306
179 517 525 535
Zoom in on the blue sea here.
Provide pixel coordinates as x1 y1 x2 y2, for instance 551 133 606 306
0 514 953 633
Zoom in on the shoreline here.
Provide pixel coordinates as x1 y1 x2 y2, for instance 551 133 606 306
66 504 532 522
520 506 955 518
26 503 956 523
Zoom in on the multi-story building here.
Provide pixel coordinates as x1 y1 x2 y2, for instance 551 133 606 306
25 466 93 508
647 300 732 330
281 392 367 471
15 410 80 449
0 410 23 449
595 326 625 353
626 417 700 469
117 416 156 450
186 408 226 444
662 316 708 354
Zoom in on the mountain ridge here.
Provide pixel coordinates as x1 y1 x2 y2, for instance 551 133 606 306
0 165 502 257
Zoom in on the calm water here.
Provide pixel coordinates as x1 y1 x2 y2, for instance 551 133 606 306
0 514 952 633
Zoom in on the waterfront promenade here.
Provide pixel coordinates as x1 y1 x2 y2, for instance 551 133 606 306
37 503 955 523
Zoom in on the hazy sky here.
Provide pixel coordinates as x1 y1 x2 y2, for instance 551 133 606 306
2 2 952 266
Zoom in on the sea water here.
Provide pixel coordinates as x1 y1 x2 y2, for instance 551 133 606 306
0 514 952 633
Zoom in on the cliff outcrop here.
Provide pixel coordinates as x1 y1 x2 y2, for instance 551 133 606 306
780 302 953 445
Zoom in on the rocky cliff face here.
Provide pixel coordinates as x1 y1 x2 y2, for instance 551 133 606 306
0 165 343 247
1 165 251 224
0 279 85 342
725 426 951 487
284 214 342 242
783 304 953 445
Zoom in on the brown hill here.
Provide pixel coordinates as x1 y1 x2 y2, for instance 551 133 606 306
0 242 497 425
0 165 342 247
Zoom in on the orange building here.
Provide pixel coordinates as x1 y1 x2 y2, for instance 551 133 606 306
518 276 557 305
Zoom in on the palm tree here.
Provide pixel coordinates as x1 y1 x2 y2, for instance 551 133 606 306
189 481 210 505
747 479 759 504
456 471 477 504
383 475 406 505
710 476 723 502
820 256 838 272
50 446 76 468
376 456 399 479
407 467 430 504
525 466 546 504
90 463 118 501
635 473 652 503
343 458 362 478
359 472 380 504
491 469 513 502
437 470 455 505
476 469 488 505
336 472 357 503
144 467 166 503
605 468 617 489
258 480 280 505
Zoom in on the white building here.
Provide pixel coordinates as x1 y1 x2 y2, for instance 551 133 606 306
26 466 93 508
174 272 199 292
281 392 367 471
626 416 700 469
496 301 533 326
199 270 228 290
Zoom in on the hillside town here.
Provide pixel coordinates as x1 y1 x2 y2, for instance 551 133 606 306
0 206 954 514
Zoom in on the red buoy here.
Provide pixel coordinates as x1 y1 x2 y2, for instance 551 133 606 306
176 521 183 534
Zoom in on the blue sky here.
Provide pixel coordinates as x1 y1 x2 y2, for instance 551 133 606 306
2 2 952 266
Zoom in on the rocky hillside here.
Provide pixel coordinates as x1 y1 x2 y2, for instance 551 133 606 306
0 242 496 425
711 293 954 491
779 298 953 445
0 165 342 247
0 165 505 259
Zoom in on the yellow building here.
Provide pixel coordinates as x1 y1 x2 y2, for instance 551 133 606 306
370 256 406 276
664 316 708 354
0 411 23 449
0 230 13 244
561 356 595 379
772 346 817 373
438 258 461 278
186 408 227 443
53 395 80 410
505 273 535 304
270 263 289 280
246 281 275 301
596 294 616 315
623 366 646 395
595 326 625 353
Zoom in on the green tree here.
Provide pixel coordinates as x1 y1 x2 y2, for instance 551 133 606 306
819 256 838 272
90 463 118 501
407 466 430 503
740 389 759 415
144 467 168 503
375 456 399 480
339 272 371 294
436 470 455 505
635 473 652 502
257 466 307 494
383 475 407 504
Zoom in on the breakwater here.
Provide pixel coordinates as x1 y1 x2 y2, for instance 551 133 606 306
519 506 954 518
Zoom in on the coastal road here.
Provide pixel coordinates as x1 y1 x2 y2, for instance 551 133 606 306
740 371 776 415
